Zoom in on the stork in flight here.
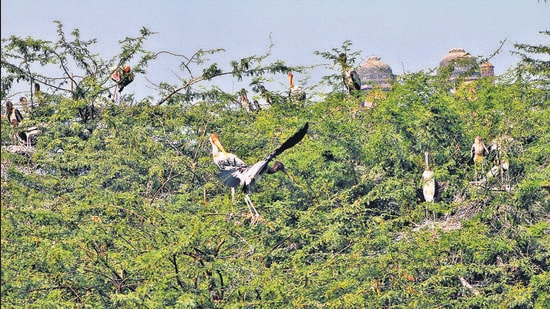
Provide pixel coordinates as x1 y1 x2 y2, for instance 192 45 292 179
215 122 309 225
210 133 247 204
471 136 489 181
287 73 306 102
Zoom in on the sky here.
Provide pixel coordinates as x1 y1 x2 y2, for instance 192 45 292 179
2 0 549 100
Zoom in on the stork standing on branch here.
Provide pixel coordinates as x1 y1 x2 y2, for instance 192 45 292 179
210 133 247 205
6 101 23 127
215 123 309 225
338 53 361 95
422 151 436 203
287 73 306 102
471 135 489 181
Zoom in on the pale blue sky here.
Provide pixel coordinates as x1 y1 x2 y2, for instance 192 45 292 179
2 0 549 99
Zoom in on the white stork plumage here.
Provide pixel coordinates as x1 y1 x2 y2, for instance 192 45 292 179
216 122 309 225
471 136 489 181
422 151 436 203
16 126 41 147
210 133 247 204
288 73 306 102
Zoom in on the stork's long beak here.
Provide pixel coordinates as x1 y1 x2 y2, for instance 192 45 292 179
212 137 228 157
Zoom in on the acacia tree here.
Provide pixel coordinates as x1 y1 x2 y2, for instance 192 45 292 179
2 24 549 308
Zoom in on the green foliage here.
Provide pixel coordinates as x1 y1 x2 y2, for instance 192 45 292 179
2 24 549 308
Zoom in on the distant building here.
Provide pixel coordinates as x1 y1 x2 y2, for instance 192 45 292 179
356 56 395 91
438 48 494 81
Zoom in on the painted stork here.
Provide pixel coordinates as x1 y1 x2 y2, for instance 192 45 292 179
422 151 436 203
210 133 248 204
6 101 23 127
338 53 361 95
216 122 309 225
288 73 306 102
471 135 489 181
111 65 135 93
19 97 29 114
344 68 362 95
258 85 273 105
486 136 513 188
16 126 41 147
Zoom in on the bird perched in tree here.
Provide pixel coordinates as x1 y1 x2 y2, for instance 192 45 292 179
216 122 309 225
16 126 41 147
111 65 135 93
5 101 23 127
19 97 29 114
344 68 362 95
210 133 248 204
471 135 489 181
287 73 306 102
422 151 436 203
258 85 274 105
240 88 259 112
338 53 361 95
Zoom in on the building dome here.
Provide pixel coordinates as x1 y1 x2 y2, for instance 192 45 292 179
480 61 495 77
439 48 480 80
356 56 394 91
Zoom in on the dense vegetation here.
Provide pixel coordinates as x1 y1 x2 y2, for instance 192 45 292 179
1 24 549 308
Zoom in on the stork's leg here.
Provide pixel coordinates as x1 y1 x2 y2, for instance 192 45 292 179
244 194 260 225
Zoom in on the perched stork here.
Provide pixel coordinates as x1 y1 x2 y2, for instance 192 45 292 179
471 136 489 181
111 65 135 93
486 136 513 188
288 73 306 102
337 53 361 95
422 151 436 203
19 97 29 114
216 122 309 225
16 126 41 147
210 133 248 204
258 85 273 105
6 101 23 127
344 68 362 95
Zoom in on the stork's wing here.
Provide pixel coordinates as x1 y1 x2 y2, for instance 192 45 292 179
268 122 309 160
351 70 361 90
217 169 244 188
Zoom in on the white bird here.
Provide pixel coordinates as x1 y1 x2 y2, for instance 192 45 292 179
216 122 309 225
210 133 247 204
16 126 41 147
471 136 489 181
422 151 436 203
287 73 306 102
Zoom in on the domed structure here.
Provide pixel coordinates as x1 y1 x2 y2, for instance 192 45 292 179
439 48 480 80
356 56 395 91
480 61 495 77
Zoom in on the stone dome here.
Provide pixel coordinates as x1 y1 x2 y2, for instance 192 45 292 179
439 48 480 80
356 56 394 91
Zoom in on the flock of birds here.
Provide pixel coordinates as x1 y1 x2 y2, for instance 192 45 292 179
4 58 512 225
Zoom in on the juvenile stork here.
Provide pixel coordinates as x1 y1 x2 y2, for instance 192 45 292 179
216 122 309 225
471 136 489 181
288 73 306 102
6 101 23 127
210 133 248 204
